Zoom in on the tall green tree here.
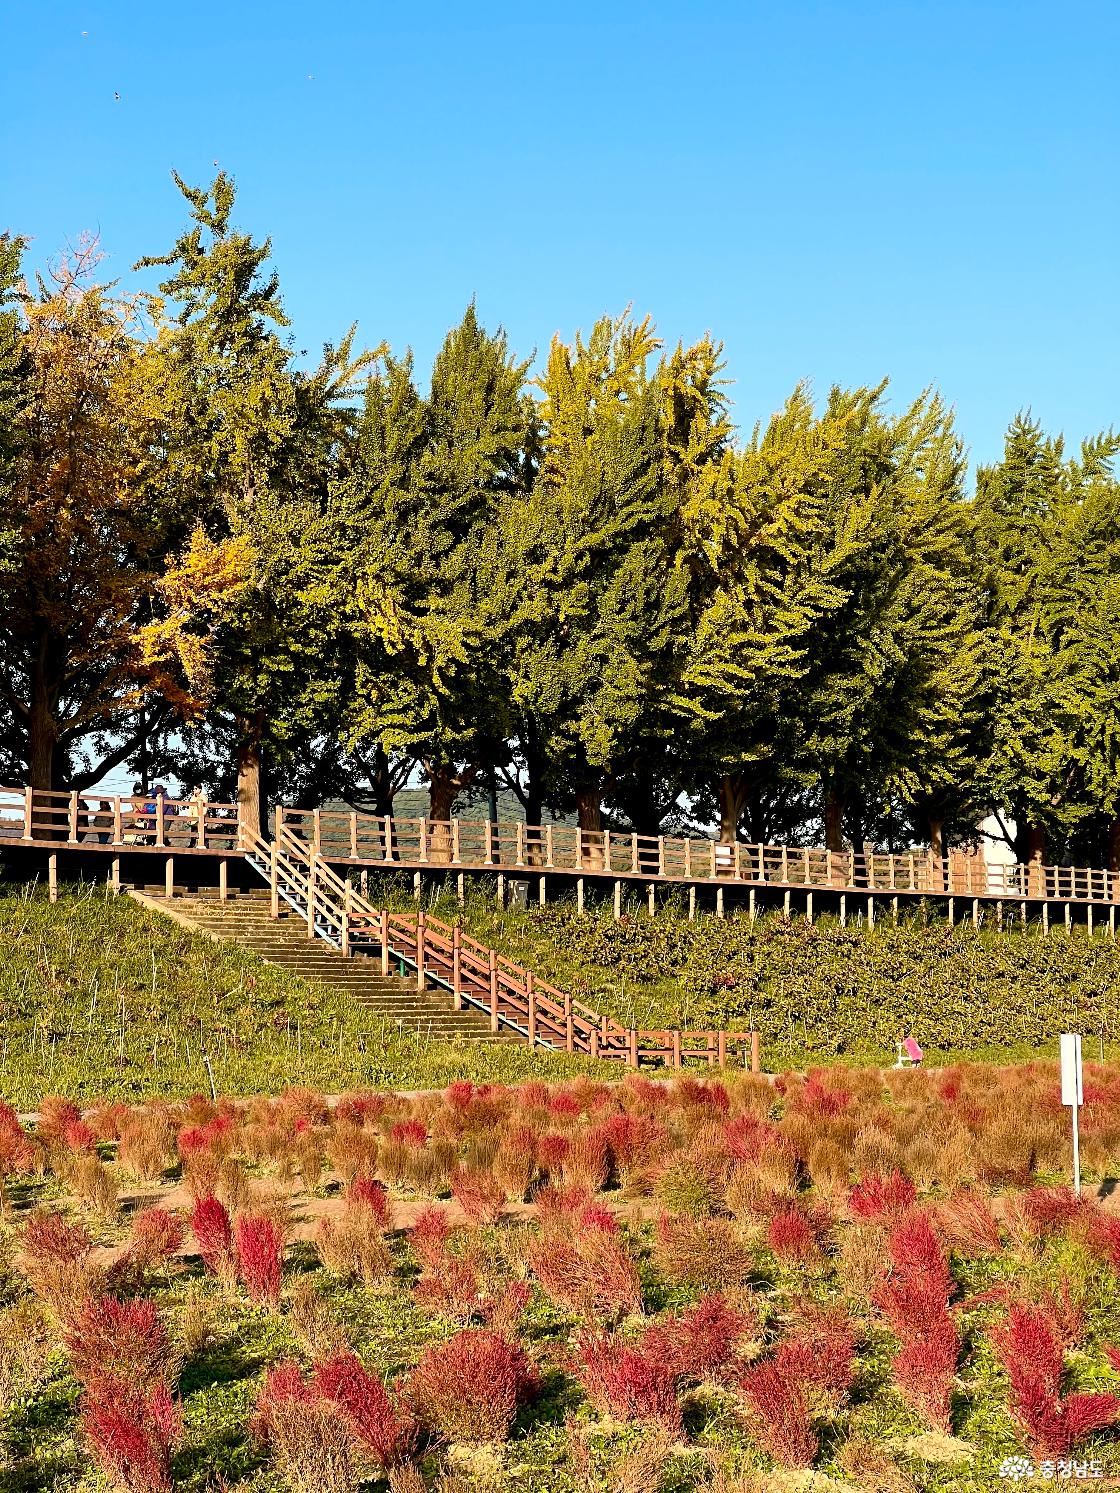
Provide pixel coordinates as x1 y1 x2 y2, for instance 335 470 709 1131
138 173 374 832
499 313 689 832
333 306 530 831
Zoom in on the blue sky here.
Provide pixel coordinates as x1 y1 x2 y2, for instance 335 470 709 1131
3 0 1117 472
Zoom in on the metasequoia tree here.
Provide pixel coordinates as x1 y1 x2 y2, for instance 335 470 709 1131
0 239 248 790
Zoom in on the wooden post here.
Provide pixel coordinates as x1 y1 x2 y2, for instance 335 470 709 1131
717 1031 727 1068
867 894 875 928
452 926 462 1010
590 1027 600 1059
452 819 461 864
604 830 612 873
908 853 916 891
155 794 165 848
750 1030 761 1074
22 785 33 840
546 823 554 866
565 992 574 1053
497 873 506 908
806 891 813 923
628 1028 638 1068
947 897 954 928
783 889 790 917
361 870 368 900
68 791 79 842
1043 901 1050 935
380 910 390 976
341 884 351 958
1110 905 1116 938
383 815 394 864
516 822 525 866
647 883 655 916
48 852 58 903
613 881 621 919
631 832 638 874
197 798 208 850
749 887 756 922
527 974 537 1047
658 835 666 876
577 877 585 914
1088 904 1094 937
413 871 421 901
672 1030 682 1069
307 857 317 937
892 894 899 923
111 856 120 893
489 950 499 1032
781 845 788 883
457 872 465 905
219 859 228 901
716 886 725 919
484 819 494 865
684 838 691 878
1065 901 1072 933
839 893 847 927
688 886 697 921
350 811 358 858
539 875 547 907
113 796 122 844
418 817 428 863
165 856 174 899
270 844 280 918
416 912 426 991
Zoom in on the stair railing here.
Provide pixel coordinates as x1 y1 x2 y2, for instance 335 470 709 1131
271 823 751 1068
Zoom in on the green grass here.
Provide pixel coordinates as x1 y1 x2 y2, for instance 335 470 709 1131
0 883 601 1110
368 873 1120 1071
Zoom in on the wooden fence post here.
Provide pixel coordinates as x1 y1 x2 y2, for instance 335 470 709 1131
628 1029 638 1068
23 786 33 840
452 926 462 1010
113 795 122 845
672 1030 682 1068
577 877 585 915
156 794 165 848
165 856 174 899
219 859 228 902
306 857 317 937
380 910 390 976
48 852 58 902
565 992 574 1053
750 1031 760 1074
717 1031 727 1068
516 822 525 866
484 819 493 865
489 950 499 1033
270 844 279 919
527 973 537 1047
452 819 461 864
416 911 426 991
68 791 79 842
341 884 351 958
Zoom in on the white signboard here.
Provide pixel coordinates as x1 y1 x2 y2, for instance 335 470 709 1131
1060 1033 1083 1197
1061 1033 1083 1106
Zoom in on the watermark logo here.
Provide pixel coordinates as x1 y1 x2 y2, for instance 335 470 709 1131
997 1457 1104 1481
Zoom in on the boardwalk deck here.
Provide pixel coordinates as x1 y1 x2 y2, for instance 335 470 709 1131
1 786 1116 925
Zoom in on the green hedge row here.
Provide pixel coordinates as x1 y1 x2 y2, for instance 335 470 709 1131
386 877 1120 1066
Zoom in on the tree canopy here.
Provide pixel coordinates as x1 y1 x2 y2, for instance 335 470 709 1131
2 177 1118 868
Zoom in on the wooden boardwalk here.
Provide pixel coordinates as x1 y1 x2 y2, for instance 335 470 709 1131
1 785 1117 931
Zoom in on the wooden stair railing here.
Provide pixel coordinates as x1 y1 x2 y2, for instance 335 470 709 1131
267 824 751 1069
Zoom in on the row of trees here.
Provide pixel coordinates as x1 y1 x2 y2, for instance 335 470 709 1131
1 176 1117 867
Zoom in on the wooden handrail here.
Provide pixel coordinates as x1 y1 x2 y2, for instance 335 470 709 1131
268 825 750 1067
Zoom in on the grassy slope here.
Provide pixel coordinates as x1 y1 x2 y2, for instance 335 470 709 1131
0 884 599 1109
368 874 1120 1070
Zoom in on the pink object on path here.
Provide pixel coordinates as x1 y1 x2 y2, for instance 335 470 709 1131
902 1036 923 1064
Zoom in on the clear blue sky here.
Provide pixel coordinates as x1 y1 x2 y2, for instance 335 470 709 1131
3 0 1117 471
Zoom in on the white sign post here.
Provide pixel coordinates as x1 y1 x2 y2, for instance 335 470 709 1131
1060 1033 1083 1197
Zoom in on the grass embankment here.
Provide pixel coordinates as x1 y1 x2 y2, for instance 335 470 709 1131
0 885 598 1110
369 875 1120 1070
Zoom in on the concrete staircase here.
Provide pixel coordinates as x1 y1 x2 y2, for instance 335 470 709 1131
136 888 512 1044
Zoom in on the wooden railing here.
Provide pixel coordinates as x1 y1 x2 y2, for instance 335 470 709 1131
247 823 753 1069
1 785 1116 907
278 805 1120 905
0 786 240 851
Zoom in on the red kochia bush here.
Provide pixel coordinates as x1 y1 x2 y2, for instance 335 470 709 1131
643 1294 751 1385
992 1303 1120 1458
312 1351 418 1468
82 1380 183 1493
408 1329 537 1442
347 1176 391 1227
234 1213 285 1306
874 1212 960 1433
849 1171 917 1221
737 1357 817 1467
64 1296 177 1390
410 1206 451 1271
451 1167 504 1225
190 1195 234 1280
570 1329 682 1433
767 1207 821 1265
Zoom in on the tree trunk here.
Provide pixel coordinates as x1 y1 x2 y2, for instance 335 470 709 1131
236 716 265 843
1019 820 1046 896
28 649 58 791
575 786 602 833
1110 819 1120 875
824 786 845 852
426 763 457 864
370 745 395 818
718 774 750 844
928 817 944 858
